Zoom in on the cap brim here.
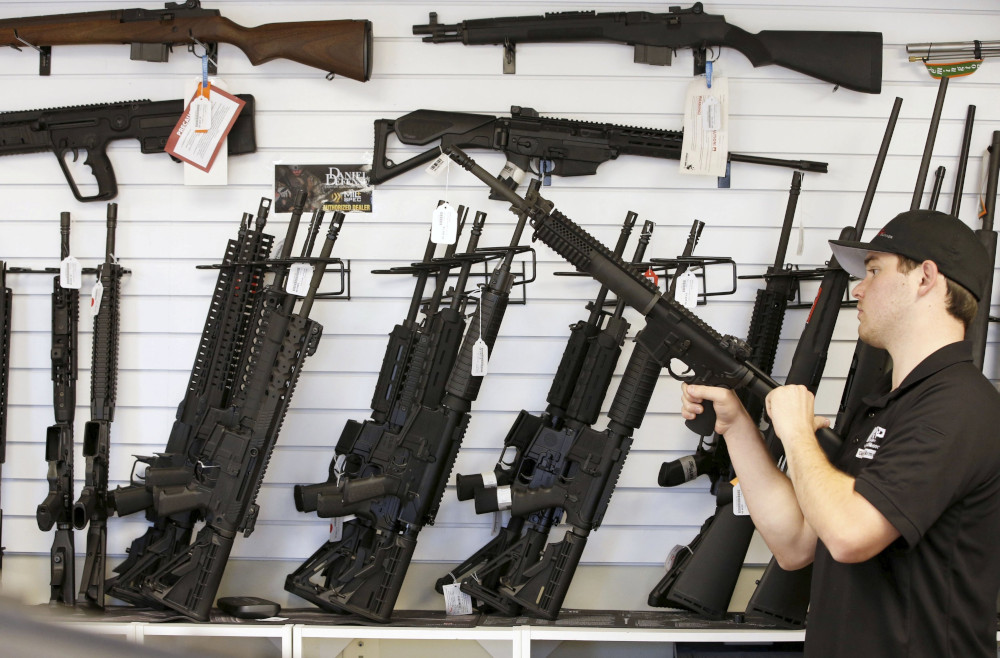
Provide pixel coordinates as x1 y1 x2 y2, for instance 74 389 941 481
828 240 871 279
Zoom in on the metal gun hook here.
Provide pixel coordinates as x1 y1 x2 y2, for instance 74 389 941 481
187 32 219 68
11 29 41 52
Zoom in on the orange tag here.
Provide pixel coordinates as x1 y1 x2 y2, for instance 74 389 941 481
644 267 659 287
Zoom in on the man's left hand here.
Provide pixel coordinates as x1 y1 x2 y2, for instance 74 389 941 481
765 385 830 444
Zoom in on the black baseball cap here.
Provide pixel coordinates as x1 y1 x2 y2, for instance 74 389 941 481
829 209 992 301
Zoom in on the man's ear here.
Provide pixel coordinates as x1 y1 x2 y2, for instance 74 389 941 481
916 259 942 296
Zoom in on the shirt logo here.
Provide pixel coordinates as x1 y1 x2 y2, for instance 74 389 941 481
856 426 885 460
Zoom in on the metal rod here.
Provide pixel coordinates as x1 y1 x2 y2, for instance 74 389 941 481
911 78 949 211
951 105 977 217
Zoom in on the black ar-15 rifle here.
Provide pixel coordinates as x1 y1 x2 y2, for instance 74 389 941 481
288 196 534 623
457 219 718 619
0 1 372 80
113 202 346 620
108 197 277 608
415 3 882 93
35 211 80 606
445 144 848 618
74 203 124 609
0 96 257 202
437 211 650 612
0 259 9 573
371 106 828 191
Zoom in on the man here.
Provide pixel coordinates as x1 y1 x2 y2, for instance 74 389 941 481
682 209 1000 657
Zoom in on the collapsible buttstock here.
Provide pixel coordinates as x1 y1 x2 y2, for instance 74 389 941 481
507 530 587 619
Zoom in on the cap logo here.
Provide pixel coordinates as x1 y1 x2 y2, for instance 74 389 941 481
876 229 892 239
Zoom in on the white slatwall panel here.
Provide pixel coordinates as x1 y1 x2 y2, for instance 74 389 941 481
0 0 997 613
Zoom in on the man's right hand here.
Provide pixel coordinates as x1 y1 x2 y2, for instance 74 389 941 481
681 383 754 437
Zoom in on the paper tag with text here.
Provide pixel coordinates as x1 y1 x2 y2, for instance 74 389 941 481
432 202 458 244
90 279 104 315
675 270 699 308
425 154 450 177
443 583 474 616
166 86 246 172
471 337 489 376
679 76 729 177
733 482 750 516
191 95 212 133
59 256 82 289
329 517 343 542
286 262 314 297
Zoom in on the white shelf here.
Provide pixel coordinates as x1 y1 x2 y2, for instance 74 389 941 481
67 619 808 658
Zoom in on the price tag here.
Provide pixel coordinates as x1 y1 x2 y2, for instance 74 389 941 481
665 544 692 570
191 95 212 133
643 267 659 288
443 583 474 616
272 238 285 259
481 471 498 489
679 76 729 177
733 482 750 516
286 262 314 297
329 517 343 542
495 485 512 511
471 337 489 376
674 270 699 309
425 154 450 177
701 96 721 131
90 279 104 315
59 256 82 289
431 202 458 244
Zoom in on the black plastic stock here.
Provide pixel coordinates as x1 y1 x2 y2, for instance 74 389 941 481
414 4 881 93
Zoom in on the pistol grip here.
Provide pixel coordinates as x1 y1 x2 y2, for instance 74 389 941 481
56 145 117 202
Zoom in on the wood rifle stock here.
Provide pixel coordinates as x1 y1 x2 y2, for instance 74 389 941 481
0 1 372 81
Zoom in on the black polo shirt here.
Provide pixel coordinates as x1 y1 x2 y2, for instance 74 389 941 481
806 341 1000 658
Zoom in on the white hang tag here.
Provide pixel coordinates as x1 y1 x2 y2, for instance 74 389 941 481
329 517 343 542
425 154 450 177
286 262 314 297
701 96 721 131
491 510 502 536
665 543 692 571
471 337 489 376
59 256 82 289
90 279 104 314
796 208 806 256
190 95 213 132
679 76 729 177
733 482 750 516
272 238 285 259
674 270 699 309
443 583 474 616
481 471 498 489
431 202 459 244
